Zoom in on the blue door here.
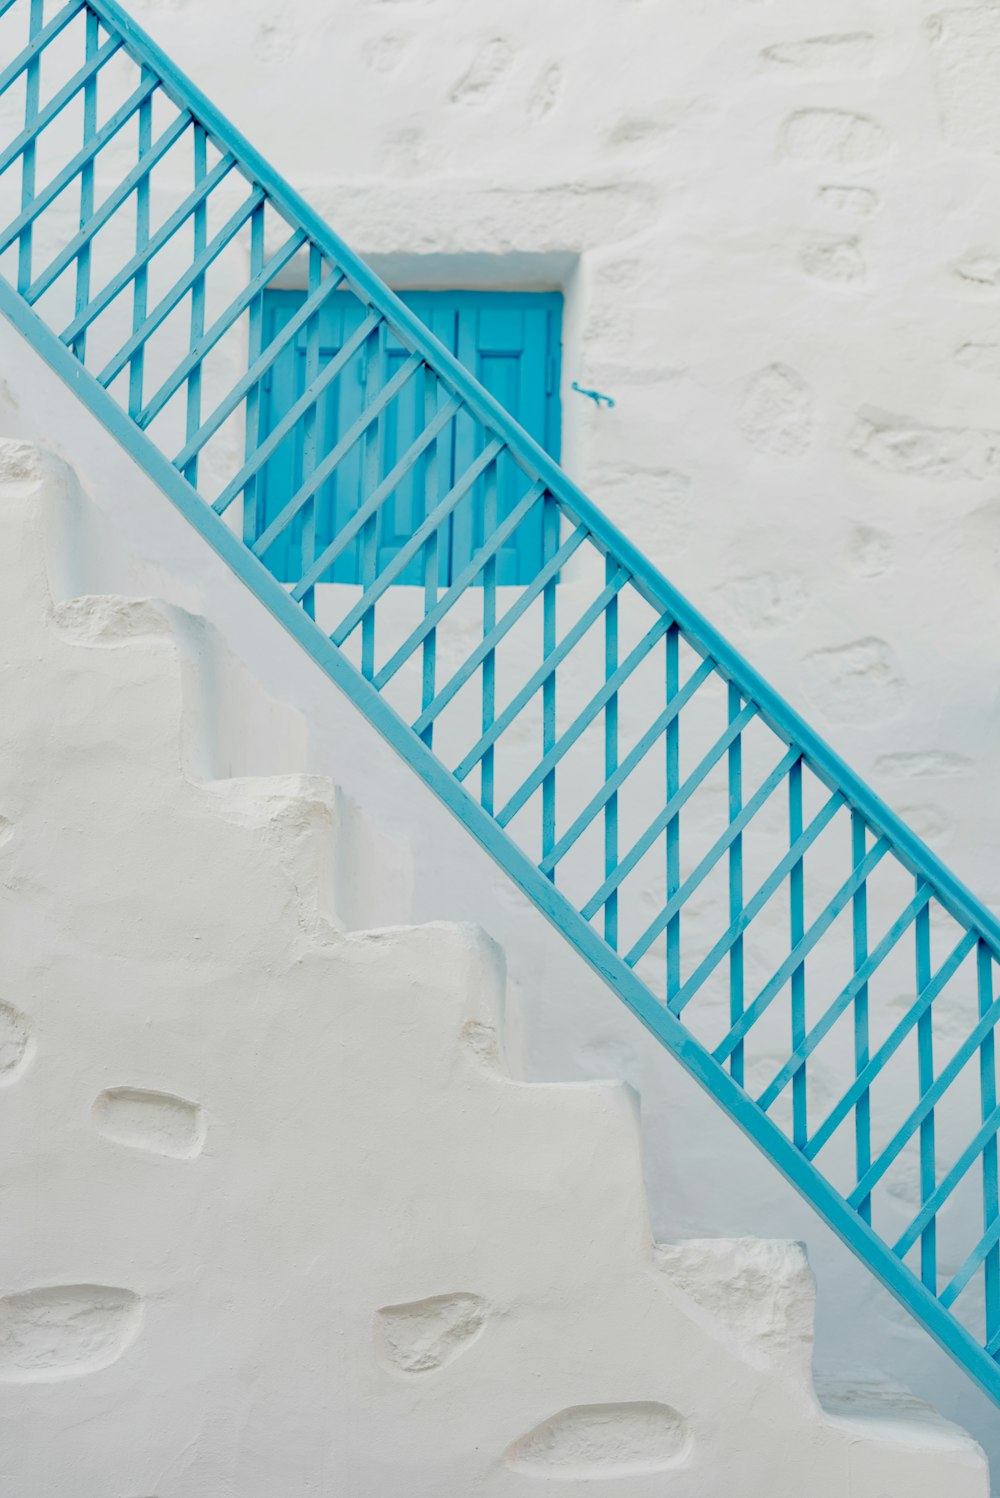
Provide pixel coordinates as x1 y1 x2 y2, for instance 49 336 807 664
251 290 562 585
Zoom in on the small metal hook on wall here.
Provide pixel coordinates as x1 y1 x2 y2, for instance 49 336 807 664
571 380 616 409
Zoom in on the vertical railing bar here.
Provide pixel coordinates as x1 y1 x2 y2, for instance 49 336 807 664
419 364 439 747
298 244 323 620
789 758 807 1148
541 489 558 871
71 5 99 364
480 457 498 814
852 810 872 1223
182 122 206 485
240 203 265 548
916 893 937 1292
17 0 43 294
978 940 1000 1345
604 555 618 943
360 320 383 681
665 623 680 1004
127 88 152 417
728 682 744 1085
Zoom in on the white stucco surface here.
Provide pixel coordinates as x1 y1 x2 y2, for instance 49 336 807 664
1 0 1000 1473
3 439 990 1492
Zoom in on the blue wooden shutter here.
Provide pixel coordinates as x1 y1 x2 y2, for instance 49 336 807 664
254 290 562 586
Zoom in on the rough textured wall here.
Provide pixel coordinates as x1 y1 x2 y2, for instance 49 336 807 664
5 441 991 1495
3 0 1000 1473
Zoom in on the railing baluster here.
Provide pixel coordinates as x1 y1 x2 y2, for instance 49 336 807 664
17 0 43 295
915 894 937 1291
479 459 498 812
128 90 152 417
360 321 383 681
298 244 323 620
665 623 680 1005
419 365 440 746
240 203 265 547
182 123 207 487
789 759 807 1146
979 940 1000 1344
851 812 872 1220
728 684 744 1086
603 557 618 941
71 5 98 364
542 492 558 872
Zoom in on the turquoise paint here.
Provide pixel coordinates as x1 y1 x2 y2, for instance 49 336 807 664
255 289 562 584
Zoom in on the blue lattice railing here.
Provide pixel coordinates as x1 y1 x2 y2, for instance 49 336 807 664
0 0 998 1405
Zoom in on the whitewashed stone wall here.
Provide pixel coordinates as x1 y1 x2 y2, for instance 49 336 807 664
4 440 991 1494
3 0 1000 1474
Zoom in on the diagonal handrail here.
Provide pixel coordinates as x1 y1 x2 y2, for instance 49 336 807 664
0 0 998 1408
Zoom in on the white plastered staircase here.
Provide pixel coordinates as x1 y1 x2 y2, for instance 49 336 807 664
0 439 989 1494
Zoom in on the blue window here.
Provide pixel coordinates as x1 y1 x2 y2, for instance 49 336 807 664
251 289 563 585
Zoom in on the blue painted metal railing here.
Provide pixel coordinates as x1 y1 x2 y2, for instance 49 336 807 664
0 0 998 1406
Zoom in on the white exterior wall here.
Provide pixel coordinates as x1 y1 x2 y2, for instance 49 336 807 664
4 440 991 1495
3 0 1000 1473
